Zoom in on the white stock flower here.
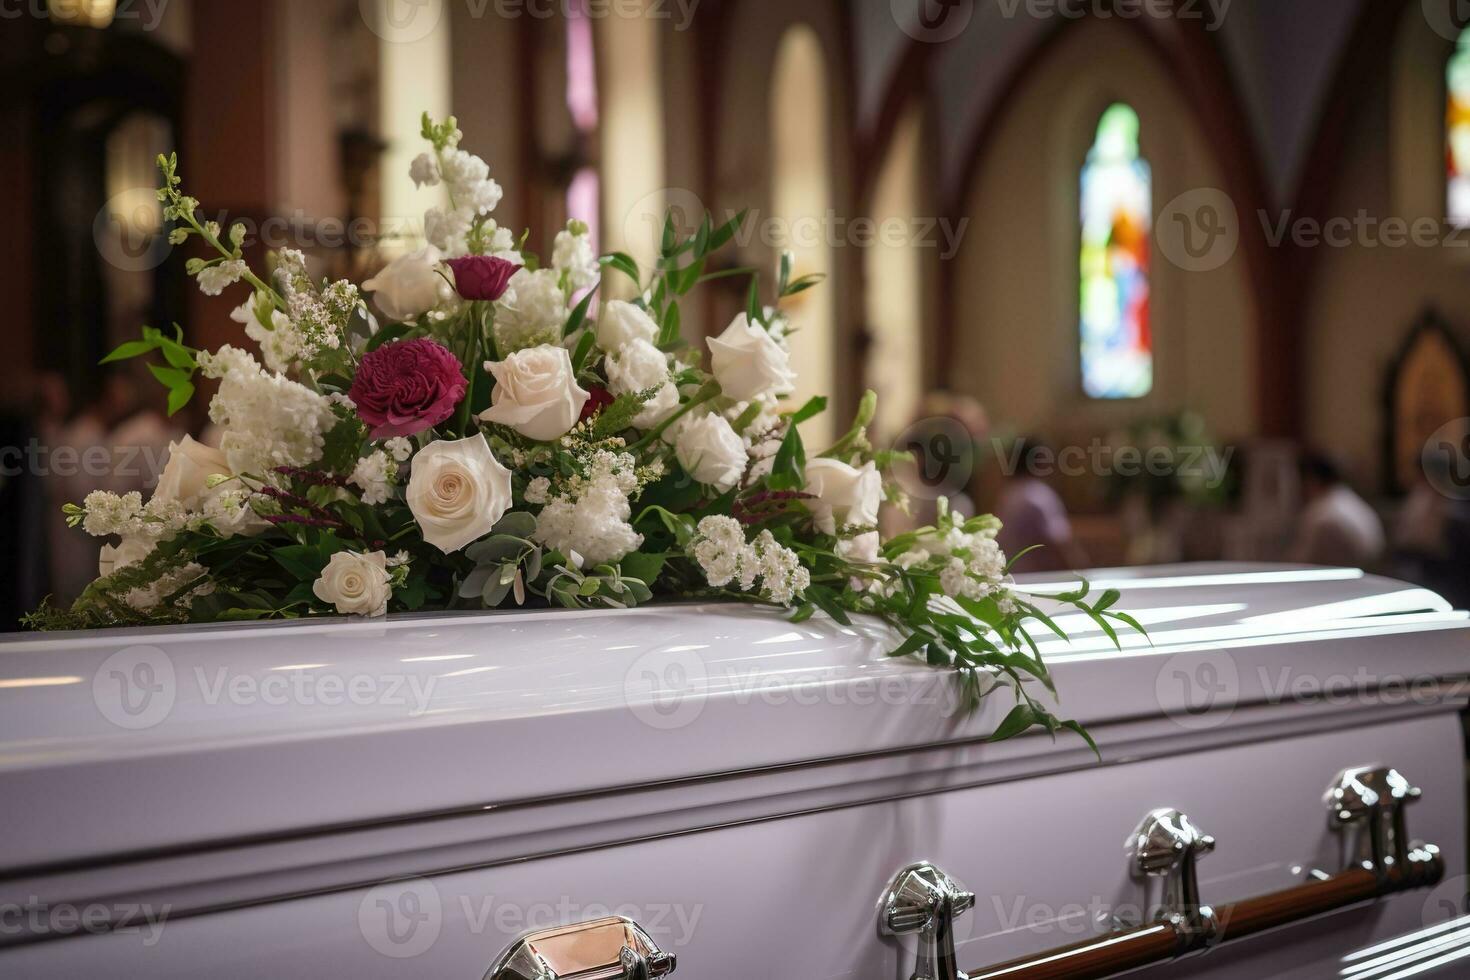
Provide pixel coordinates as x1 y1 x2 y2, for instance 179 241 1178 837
312 551 392 617
595 300 658 351
605 338 678 428
197 259 248 296
439 148 502 215
675 413 746 491
424 206 473 258
154 436 231 510
494 268 566 352
479 345 589 442
363 245 449 322
230 297 302 374
405 434 513 553
707 313 796 401
552 225 599 291
803 458 882 535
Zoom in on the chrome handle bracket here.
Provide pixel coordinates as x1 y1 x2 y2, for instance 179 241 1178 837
486 915 676 980
881 862 976 980
1129 808 1219 952
1325 767 1443 888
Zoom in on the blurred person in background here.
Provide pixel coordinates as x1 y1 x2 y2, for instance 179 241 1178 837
996 437 1088 573
0 385 49 629
46 369 180 603
1288 450 1385 569
894 393 989 532
1393 454 1470 607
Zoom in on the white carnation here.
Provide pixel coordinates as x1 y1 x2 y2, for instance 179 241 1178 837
350 450 396 505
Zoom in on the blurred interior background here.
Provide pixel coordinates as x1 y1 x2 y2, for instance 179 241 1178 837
3 0 1470 629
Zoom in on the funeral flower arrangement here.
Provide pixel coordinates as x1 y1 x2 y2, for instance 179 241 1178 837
28 114 1139 741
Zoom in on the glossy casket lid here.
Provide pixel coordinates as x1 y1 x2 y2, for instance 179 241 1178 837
0 562 1465 871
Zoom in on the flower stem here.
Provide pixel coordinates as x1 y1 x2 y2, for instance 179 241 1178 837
627 381 721 452
457 304 480 436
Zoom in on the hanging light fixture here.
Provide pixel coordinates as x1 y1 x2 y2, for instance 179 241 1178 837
47 0 117 29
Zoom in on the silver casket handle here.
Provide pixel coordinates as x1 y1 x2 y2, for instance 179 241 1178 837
879 766 1444 980
486 915 676 980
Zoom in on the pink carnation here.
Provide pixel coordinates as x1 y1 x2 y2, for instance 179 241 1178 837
349 338 467 439
445 255 519 301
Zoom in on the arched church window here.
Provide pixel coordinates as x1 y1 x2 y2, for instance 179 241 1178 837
1080 103 1152 399
771 24 836 445
1446 29 1470 226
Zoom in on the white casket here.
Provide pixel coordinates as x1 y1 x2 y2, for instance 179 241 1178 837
1 562 1466 979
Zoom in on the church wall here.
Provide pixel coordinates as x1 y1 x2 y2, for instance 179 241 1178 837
948 18 1259 451
1300 11 1470 492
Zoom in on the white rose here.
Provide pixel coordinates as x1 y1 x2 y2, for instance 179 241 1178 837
836 530 882 591
803 458 882 535
596 300 658 351
479 345 590 442
312 550 392 617
406 435 514 553
363 245 448 322
707 313 796 401
98 535 154 577
153 435 231 509
675 413 747 491
606 338 679 429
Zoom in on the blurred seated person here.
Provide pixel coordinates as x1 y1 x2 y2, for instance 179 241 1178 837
1287 450 1384 568
1393 454 1470 607
996 437 1087 573
896 393 989 530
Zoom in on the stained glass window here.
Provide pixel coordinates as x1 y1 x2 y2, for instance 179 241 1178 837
1447 31 1470 226
1080 103 1152 399
565 1 599 255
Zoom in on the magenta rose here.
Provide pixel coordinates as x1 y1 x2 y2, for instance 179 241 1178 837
349 338 467 439
445 255 519 301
